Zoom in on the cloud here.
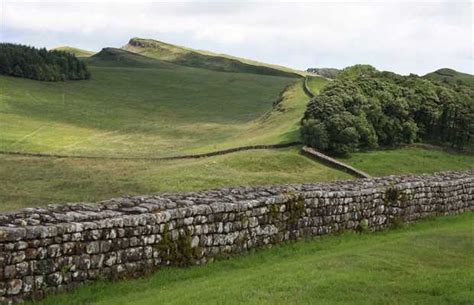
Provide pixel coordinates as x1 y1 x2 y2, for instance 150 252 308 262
1 0 472 75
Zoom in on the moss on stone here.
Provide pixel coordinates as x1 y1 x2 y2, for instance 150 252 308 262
154 224 202 266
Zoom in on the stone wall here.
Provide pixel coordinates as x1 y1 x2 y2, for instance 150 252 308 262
303 76 315 98
301 146 371 178
0 170 472 304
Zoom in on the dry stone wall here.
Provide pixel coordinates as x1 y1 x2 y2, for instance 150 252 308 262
0 170 473 304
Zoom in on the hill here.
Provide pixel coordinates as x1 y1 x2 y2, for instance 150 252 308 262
122 37 303 78
0 53 346 210
423 68 474 87
1 42 473 211
306 67 341 79
302 65 473 155
52 46 95 57
0 50 300 158
85 47 176 69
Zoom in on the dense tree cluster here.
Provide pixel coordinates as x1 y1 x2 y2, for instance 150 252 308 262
0 43 90 81
301 65 473 155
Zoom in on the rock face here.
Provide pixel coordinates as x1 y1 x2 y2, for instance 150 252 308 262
0 170 473 304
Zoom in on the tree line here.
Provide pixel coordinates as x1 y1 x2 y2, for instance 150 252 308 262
301 65 473 155
0 43 90 81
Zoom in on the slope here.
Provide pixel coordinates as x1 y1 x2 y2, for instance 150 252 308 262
123 37 303 78
51 46 95 57
85 47 176 69
0 50 297 158
0 53 349 210
423 68 474 87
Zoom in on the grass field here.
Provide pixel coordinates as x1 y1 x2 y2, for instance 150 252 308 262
3 144 472 211
0 63 296 157
0 51 334 211
2 41 474 304
305 76 329 94
27 212 474 305
0 148 351 211
340 146 474 176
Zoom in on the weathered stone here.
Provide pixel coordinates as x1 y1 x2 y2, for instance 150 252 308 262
7 279 22 295
45 273 62 286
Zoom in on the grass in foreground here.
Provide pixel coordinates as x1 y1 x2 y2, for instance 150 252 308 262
28 213 474 305
340 146 474 176
0 148 351 211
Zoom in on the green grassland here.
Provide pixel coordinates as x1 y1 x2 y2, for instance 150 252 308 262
84 48 177 69
2 40 474 304
51 46 95 57
1 42 473 213
340 146 474 176
28 213 474 305
2 144 472 211
0 148 351 212
305 76 329 94
0 57 297 158
0 49 334 211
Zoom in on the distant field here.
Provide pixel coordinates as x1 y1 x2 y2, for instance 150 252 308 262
52 46 95 57
123 38 306 77
340 146 474 176
27 213 474 305
0 64 296 157
423 68 474 87
0 148 351 211
305 76 329 94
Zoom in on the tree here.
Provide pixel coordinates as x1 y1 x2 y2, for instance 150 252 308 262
0 43 91 81
301 64 474 155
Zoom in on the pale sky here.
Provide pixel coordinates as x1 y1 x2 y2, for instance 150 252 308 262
1 0 472 75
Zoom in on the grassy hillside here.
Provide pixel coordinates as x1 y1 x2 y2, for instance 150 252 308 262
305 76 329 94
423 68 474 87
51 46 95 57
0 49 339 211
0 58 297 157
85 48 176 69
28 213 474 305
123 37 303 78
2 46 472 213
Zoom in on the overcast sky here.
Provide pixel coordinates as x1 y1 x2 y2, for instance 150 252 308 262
1 0 472 75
